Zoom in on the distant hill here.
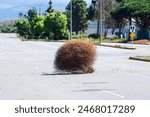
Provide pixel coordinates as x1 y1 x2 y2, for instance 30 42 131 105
0 2 67 20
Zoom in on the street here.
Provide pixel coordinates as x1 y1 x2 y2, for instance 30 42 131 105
0 33 150 100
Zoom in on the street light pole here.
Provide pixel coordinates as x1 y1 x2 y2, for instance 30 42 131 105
100 0 103 44
70 0 73 40
96 0 102 44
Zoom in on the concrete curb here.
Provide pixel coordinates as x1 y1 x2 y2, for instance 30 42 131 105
129 56 150 62
98 44 136 50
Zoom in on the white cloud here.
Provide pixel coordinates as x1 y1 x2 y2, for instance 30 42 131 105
0 4 14 9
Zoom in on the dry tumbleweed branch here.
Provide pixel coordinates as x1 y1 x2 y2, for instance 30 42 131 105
54 40 96 73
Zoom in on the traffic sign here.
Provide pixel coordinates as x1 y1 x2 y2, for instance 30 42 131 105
130 26 136 32
130 32 136 39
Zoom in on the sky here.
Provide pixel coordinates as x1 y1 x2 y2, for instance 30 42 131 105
0 0 91 20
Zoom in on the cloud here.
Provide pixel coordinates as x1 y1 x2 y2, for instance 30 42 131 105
0 4 14 9
0 0 92 20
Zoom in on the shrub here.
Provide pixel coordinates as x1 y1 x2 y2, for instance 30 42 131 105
16 18 30 36
54 40 96 73
0 26 17 33
44 12 68 40
32 15 45 38
88 33 100 39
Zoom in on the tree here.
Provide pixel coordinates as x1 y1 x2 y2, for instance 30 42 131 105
16 1 69 40
124 0 150 31
32 15 45 38
112 0 150 39
18 12 23 18
87 0 118 36
66 0 89 34
102 0 118 36
26 8 38 23
111 3 128 37
16 18 30 36
46 0 54 14
44 12 55 39
116 0 124 2
87 2 97 21
25 8 38 37
44 12 68 40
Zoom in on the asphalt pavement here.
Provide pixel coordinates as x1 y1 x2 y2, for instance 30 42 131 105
0 33 150 100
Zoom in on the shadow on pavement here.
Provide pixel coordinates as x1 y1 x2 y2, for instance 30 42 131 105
41 72 88 76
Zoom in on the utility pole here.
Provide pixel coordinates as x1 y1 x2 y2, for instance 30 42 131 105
129 17 132 41
100 0 103 44
70 0 73 40
94 0 102 44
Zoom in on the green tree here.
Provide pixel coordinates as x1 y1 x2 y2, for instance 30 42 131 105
16 18 30 36
18 12 23 18
87 0 118 35
26 8 38 37
32 15 45 38
102 0 118 36
124 0 150 31
116 0 124 2
26 8 38 23
46 0 54 14
44 12 68 40
87 1 97 21
111 4 128 37
66 0 88 34
44 12 55 39
112 0 150 39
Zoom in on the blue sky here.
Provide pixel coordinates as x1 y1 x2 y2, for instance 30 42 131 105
0 0 91 20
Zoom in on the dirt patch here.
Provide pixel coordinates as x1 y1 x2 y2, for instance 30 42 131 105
128 39 150 45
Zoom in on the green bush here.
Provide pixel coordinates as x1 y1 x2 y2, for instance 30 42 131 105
44 12 68 40
0 26 17 33
78 33 87 38
16 18 30 36
88 33 100 39
16 10 68 40
32 15 45 38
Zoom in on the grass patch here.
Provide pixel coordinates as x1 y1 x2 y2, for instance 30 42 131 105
18 37 68 42
89 38 127 44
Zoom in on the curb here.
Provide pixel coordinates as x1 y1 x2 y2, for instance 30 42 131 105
98 44 136 50
129 56 150 62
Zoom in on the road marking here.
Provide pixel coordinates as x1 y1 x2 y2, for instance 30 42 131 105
83 83 125 98
103 90 125 98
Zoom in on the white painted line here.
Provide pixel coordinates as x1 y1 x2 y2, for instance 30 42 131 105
103 90 125 98
82 83 125 98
